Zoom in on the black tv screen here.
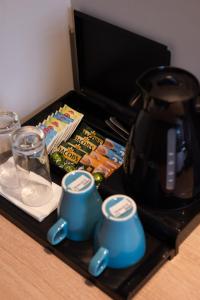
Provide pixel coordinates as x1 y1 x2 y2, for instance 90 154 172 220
74 10 170 106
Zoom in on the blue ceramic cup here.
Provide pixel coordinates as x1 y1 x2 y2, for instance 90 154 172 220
47 170 102 244
88 194 146 277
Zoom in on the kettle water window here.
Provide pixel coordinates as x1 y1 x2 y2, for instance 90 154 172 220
166 128 176 191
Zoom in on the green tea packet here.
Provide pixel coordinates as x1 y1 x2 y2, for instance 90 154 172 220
50 151 77 173
77 122 105 145
72 132 100 151
50 139 87 173
67 138 92 154
56 141 86 165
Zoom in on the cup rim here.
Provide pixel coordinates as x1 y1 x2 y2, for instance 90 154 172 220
62 170 95 194
102 194 137 221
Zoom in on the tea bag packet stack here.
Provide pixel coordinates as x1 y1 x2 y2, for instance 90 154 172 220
76 127 125 177
37 105 83 153
58 105 84 141
50 122 103 173
37 123 57 153
43 115 68 151
96 145 124 164
103 138 125 158
50 122 125 183
88 151 121 176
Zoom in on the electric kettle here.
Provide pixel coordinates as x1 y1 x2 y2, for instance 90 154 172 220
124 66 200 209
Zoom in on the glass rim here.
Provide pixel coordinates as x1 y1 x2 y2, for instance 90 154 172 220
12 125 45 152
0 111 20 134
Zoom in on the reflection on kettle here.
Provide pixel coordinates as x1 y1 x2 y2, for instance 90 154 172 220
124 66 200 209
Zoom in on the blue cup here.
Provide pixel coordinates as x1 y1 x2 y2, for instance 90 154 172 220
47 170 102 244
88 194 146 277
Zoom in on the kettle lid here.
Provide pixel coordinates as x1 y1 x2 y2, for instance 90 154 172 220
137 66 200 103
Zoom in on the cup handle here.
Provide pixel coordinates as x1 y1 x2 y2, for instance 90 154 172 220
88 247 109 277
47 218 68 245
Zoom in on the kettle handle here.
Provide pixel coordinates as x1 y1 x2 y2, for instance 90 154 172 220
166 128 176 191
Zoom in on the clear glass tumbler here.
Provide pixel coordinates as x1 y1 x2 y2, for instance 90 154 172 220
0 111 21 188
12 126 52 207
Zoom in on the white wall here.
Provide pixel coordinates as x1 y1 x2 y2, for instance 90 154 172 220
0 0 73 121
1 0 200 121
72 0 200 79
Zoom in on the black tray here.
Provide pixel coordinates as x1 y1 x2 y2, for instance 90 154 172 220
0 195 174 300
0 94 175 300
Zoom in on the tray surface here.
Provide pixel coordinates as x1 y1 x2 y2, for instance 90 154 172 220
0 94 174 300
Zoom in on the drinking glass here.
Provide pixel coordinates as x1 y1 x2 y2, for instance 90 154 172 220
0 111 21 188
12 126 52 207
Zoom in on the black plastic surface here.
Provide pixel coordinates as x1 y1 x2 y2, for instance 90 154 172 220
74 10 171 108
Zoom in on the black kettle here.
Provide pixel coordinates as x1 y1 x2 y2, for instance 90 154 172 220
124 66 200 209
